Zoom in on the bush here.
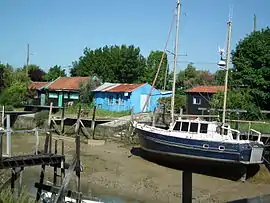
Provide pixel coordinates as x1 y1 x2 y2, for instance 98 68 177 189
158 94 186 113
0 188 34 203
34 110 49 127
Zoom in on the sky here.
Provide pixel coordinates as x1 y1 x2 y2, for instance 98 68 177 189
0 0 269 75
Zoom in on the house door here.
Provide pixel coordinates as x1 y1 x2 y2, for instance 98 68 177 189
40 94 46 106
140 94 148 112
58 92 63 107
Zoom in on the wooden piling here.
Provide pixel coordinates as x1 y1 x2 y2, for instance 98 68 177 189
11 168 15 193
18 167 24 197
61 140 65 183
91 106 97 139
75 128 81 202
182 171 192 203
60 106 65 134
152 107 156 127
53 140 58 185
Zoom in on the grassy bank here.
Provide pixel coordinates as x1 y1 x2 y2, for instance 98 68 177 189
229 120 270 134
62 104 131 118
0 188 34 203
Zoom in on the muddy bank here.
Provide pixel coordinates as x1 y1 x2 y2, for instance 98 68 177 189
2 135 270 202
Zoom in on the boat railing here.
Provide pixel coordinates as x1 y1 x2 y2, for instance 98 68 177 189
221 126 240 140
250 129 262 142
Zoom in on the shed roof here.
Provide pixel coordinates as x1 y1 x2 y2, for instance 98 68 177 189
46 77 90 90
28 82 49 90
94 82 145 92
185 86 225 93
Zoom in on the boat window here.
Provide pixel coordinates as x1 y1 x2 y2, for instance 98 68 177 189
173 122 181 130
181 122 189 132
190 123 198 133
200 124 208 134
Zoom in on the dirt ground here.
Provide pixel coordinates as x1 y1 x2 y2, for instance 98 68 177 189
3 134 270 203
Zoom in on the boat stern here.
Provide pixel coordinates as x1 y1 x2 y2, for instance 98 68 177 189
240 142 264 164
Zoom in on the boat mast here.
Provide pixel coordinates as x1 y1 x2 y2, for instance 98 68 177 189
171 0 181 126
221 19 232 135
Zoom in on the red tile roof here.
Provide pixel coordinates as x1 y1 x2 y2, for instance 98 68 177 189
47 77 90 90
28 82 49 90
185 86 225 93
107 83 145 92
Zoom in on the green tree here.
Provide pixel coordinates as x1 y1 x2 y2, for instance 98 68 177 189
210 89 261 120
44 65 66 81
79 77 101 103
141 51 168 89
70 45 146 83
231 27 270 110
22 64 46 81
0 67 31 107
158 94 186 113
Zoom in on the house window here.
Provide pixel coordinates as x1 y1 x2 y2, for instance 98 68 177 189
193 97 201 105
49 93 58 98
70 93 79 100
64 93 69 99
119 95 124 105
109 96 113 105
116 94 119 105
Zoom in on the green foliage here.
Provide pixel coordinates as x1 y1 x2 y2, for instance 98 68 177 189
158 94 186 113
141 51 168 89
231 27 270 110
0 65 31 107
176 63 214 89
0 187 34 203
34 110 49 127
43 65 66 81
70 45 146 84
210 89 261 120
79 77 101 103
64 103 130 118
23 64 46 82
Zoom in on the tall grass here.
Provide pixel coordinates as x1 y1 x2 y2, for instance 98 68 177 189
62 103 131 118
0 188 34 203
229 120 270 134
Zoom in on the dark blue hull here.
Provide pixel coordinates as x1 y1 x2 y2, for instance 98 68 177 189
135 127 264 164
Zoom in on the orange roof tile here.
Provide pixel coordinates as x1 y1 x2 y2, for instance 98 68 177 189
28 82 49 90
47 77 90 90
185 86 225 93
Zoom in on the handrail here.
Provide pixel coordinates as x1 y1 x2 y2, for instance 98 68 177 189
221 126 240 140
250 128 262 141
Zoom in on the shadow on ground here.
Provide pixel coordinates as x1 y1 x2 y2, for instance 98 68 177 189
130 147 261 182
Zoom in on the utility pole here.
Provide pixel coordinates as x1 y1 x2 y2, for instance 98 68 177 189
253 14 256 32
163 63 169 90
170 0 181 126
221 19 232 135
26 44 29 76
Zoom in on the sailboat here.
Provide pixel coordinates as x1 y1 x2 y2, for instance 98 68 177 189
133 0 264 165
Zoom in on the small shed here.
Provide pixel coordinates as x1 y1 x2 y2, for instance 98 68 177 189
45 76 90 107
28 81 50 105
184 85 224 115
93 83 172 113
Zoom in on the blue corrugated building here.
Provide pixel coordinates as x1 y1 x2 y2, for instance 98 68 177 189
93 83 172 113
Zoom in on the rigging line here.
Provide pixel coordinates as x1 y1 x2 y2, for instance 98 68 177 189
140 6 177 114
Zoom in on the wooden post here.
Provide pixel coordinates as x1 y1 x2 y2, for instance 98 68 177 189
235 112 240 130
61 140 65 184
182 171 192 203
6 114 11 156
36 134 50 201
75 105 82 134
240 166 247 182
60 106 65 134
91 106 97 139
75 127 81 202
152 107 156 127
53 139 58 186
11 168 15 193
18 167 24 197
